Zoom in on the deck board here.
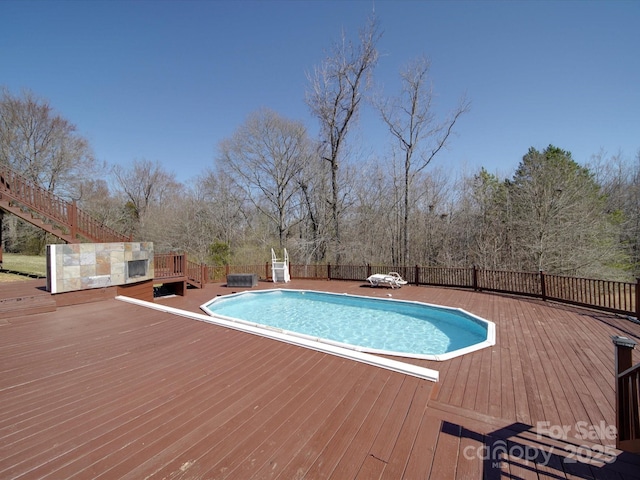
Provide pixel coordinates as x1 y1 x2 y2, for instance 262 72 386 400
270 368 386 479
377 380 432 479
298 372 396 479
429 420 462 478
1 279 640 479
100 347 329 480
313 373 405 480
469 345 491 415
400 412 441 479
448 352 472 408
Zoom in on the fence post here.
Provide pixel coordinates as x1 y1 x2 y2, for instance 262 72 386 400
0 211 3 268
472 265 478 291
201 263 207 285
613 335 636 373
367 264 371 279
328 263 331 281
636 278 640 320
69 200 78 240
266 262 269 280
612 335 637 449
540 270 547 301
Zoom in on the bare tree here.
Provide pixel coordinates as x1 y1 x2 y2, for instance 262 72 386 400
462 168 512 269
195 168 246 253
217 109 312 250
409 167 454 266
291 153 332 263
342 158 395 264
0 88 97 252
375 57 470 264
627 151 640 275
591 149 640 277
111 159 181 239
306 15 380 262
74 177 125 233
0 88 95 196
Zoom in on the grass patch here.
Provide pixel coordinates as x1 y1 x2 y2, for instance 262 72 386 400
1 253 47 277
0 272 33 283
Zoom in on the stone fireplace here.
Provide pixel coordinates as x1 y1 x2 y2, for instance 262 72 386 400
46 242 154 294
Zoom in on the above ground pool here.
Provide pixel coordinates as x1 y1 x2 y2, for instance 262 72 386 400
201 289 495 360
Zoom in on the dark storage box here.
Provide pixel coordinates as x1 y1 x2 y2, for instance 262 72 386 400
226 273 258 287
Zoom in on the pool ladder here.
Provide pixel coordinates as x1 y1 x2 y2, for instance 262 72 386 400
271 248 290 283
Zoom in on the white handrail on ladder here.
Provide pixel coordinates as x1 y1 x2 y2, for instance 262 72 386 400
271 248 290 283
283 248 290 282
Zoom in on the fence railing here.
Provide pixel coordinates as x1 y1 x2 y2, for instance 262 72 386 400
152 254 639 320
545 274 638 315
477 269 543 296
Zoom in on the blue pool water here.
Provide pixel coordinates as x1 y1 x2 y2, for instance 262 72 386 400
202 290 494 359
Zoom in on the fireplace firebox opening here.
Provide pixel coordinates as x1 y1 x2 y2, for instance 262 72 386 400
127 259 148 279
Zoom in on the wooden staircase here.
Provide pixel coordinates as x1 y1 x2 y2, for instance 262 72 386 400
0 165 210 305
0 164 132 313
0 196 75 243
0 163 130 245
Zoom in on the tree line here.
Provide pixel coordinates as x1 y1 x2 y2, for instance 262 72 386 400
1 16 638 281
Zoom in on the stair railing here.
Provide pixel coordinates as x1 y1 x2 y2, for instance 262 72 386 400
0 163 129 243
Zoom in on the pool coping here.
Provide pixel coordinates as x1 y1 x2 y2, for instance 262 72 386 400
116 295 440 383
200 288 496 362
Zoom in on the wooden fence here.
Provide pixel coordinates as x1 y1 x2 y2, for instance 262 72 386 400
164 258 637 319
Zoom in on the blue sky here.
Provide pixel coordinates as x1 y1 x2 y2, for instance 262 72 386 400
2 0 638 183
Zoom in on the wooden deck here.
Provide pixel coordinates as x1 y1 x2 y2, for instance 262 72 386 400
1 279 640 479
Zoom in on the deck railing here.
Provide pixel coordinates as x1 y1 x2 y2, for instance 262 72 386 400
613 336 640 453
545 274 637 315
476 268 543 296
185 259 205 288
153 253 185 278
152 254 639 320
